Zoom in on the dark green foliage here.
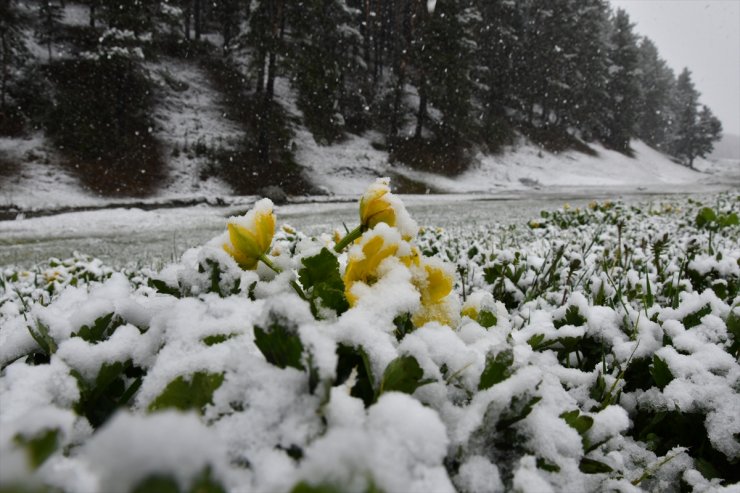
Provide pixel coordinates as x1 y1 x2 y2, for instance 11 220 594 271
496 393 542 432
727 308 740 358
202 334 237 346
148 372 224 414
649 355 673 390
682 304 711 330
478 349 514 391
579 457 613 474
335 344 375 407
554 305 588 329
254 322 305 371
298 248 349 316
560 409 594 450
291 481 383 493
477 310 497 329
393 313 415 341
148 278 182 298
74 360 144 427
631 410 740 482
73 313 125 343
378 355 431 397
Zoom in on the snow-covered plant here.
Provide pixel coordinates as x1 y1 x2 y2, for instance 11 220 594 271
1 187 738 493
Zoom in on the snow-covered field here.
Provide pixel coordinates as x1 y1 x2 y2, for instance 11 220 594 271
1 181 738 492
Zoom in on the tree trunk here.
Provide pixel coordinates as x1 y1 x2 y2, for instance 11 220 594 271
89 4 96 28
257 0 283 166
255 47 266 93
415 75 427 139
194 0 201 40
184 5 191 40
1 31 7 109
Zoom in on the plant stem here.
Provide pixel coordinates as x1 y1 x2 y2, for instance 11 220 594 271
258 254 308 301
334 224 364 252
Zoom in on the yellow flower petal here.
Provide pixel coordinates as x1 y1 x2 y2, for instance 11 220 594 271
359 178 396 229
223 199 276 270
343 230 400 306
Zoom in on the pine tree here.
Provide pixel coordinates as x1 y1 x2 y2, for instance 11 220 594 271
568 0 610 140
636 37 675 151
474 0 521 147
695 105 722 162
100 0 157 36
670 68 722 167
671 67 699 165
1 0 28 112
37 1 63 61
417 0 477 143
80 0 101 28
288 0 361 143
214 0 240 53
602 8 640 152
247 0 286 164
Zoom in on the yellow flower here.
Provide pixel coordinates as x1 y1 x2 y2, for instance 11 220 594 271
343 229 400 306
461 305 478 320
411 259 457 327
223 199 276 270
359 177 396 230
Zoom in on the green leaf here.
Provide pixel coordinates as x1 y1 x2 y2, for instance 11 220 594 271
554 305 587 329
148 372 224 414
74 313 125 343
27 319 56 356
496 393 542 431
727 308 740 358
694 457 721 480
478 349 514 390
205 259 223 297
202 334 237 346
536 457 561 473
650 355 673 390
527 333 555 351
695 207 717 229
148 278 181 298
682 304 711 329
335 344 375 407
254 321 305 371
560 409 594 449
579 457 613 474
477 309 497 329
379 355 431 396
393 313 415 341
298 248 349 316
73 360 140 428
560 409 594 436
131 476 180 493
717 212 739 229
291 483 345 493
189 467 228 493
13 429 59 469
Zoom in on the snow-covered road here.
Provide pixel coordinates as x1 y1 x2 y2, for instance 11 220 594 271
1 185 735 267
